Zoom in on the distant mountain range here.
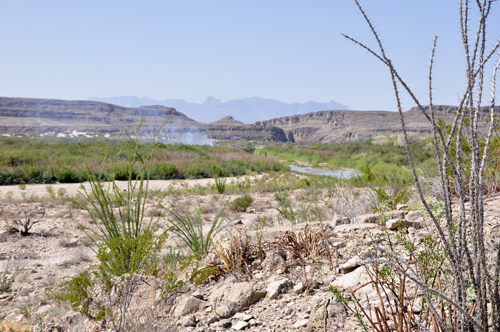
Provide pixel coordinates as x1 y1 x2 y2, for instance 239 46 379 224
88 96 350 124
1 97 495 144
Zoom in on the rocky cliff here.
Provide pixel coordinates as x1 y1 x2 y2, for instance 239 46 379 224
256 105 496 143
0 97 290 142
0 97 495 143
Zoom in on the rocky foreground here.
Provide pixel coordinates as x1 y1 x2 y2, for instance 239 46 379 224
1 185 499 332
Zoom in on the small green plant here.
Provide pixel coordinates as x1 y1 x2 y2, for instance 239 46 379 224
18 303 36 319
250 215 274 230
5 192 13 200
329 286 369 332
372 187 409 211
214 176 227 194
161 271 185 293
52 271 95 318
45 185 56 200
190 266 220 285
1 256 26 292
94 229 168 277
18 184 26 190
57 188 67 198
165 200 230 258
162 246 182 270
231 195 254 212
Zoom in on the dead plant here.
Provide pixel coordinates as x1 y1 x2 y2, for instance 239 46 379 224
275 224 334 292
5 205 45 236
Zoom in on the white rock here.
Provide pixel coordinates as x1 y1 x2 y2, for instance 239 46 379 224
334 223 381 233
267 279 293 299
355 213 382 224
293 319 308 328
405 210 424 222
386 218 403 230
233 313 253 321
330 266 371 292
232 320 249 330
293 282 305 294
182 315 197 327
339 256 363 273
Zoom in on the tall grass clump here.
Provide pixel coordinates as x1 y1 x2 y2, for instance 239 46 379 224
164 200 230 259
214 176 227 194
338 1 500 331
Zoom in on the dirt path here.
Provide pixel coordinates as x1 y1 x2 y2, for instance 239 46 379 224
0 175 264 200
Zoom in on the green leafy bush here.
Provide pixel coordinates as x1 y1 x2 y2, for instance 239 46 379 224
231 195 254 212
150 162 179 180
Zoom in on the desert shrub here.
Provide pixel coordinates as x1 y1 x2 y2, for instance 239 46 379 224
21 165 53 184
95 229 168 277
231 195 254 212
150 162 179 180
53 165 83 183
184 161 212 179
77 117 170 274
164 200 230 259
371 187 409 212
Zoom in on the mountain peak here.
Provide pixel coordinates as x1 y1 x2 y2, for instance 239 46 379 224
212 116 243 125
88 96 350 124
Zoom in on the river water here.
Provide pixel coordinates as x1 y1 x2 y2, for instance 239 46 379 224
288 164 360 179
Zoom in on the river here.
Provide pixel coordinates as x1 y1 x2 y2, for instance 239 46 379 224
288 164 360 179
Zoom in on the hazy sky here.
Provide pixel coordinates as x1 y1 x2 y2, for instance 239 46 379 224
1 1 499 111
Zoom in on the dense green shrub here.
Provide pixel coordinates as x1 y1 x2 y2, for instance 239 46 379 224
53 165 83 183
150 162 179 180
232 195 254 212
0 137 286 185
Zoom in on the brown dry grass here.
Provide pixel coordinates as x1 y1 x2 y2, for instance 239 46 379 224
0 322 31 332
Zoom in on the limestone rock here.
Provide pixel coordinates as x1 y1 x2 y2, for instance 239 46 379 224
182 315 198 327
261 251 285 271
309 294 347 329
330 267 370 292
293 319 308 328
339 256 363 273
209 282 266 318
405 210 424 222
355 213 382 224
174 295 208 317
293 282 305 294
267 279 293 299
232 320 249 330
385 218 403 230
233 313 253 321
334 223 381 234
340 250 371 273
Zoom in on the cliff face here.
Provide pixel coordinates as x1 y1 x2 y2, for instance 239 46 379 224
1 97 495 143
256 106 496 143
0 97 290 142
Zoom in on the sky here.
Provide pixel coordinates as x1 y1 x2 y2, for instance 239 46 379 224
0 1 499 112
